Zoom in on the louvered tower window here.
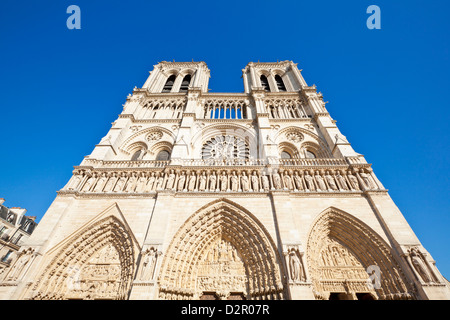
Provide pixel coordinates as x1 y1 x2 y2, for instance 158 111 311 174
162 75 176 93
260 75 270 91
275 75 286 91
179 74 191 92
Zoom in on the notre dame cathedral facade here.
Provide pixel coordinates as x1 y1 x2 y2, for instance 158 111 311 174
1 60 448 300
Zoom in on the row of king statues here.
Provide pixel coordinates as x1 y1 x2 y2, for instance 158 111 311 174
64 167 380 193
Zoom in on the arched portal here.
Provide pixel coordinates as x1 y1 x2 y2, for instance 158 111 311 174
158 199 286 300
29 215 138 300
306 207 415 300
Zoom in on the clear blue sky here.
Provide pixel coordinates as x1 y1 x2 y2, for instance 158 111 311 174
0 1 449 278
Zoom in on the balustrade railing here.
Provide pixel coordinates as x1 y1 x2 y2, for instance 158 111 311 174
82 159 170 168
81 157 366 169
279 158 348 166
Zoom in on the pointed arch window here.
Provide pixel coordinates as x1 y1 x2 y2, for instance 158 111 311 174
131 149 146 161
281 151 292 159
260 75 270 92
156 150 171 161
305 150 316 159
179 74 191 92
275 75 287 92
162 75 176 93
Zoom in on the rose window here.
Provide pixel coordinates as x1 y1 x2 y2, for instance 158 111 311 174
202 135 249 160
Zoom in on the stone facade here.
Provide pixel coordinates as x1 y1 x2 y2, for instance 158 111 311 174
1 61 449 300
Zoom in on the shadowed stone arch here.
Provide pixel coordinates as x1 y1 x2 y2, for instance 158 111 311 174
120 126 176 155
275 126 331 158
278 141 300 159
28 209 139 300
158 198 286 300
306 207 415 300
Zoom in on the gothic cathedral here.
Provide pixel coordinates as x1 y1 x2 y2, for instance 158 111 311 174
1 61 449 300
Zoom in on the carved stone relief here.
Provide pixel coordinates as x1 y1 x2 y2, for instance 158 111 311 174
29 215 137 300
307 209 414 300
196 237 247 297
285 130 304 143
62 166 376 196
405 246 440 284
5 248 35 282
284 245 306 283
158 199 285 300
146 131 163 143
138 247 162 282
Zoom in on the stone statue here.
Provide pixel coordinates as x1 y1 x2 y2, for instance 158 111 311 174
314 171 327 191
325 171 338 191
283 172 293 190
261 175 270 191
188 172 196 191
241 172 250 191
155 173 164 190
139 247 159 281
135 173 148 193
220 172 228 191
103 174 117 192
230 171 239 191
145 172 156 192
293 171 303 190
68 174 82 190
347 171 360 190
410 247 433 283
125 173 137 192
7 248 34 281
251 171 259 191
272 170 282 189
113 174 127 192
289 250 304 282
166 170 176 190
304 171 315 191
177 172 186 191
82 175 95 192
360 170 375 190
335 171 349 190
199 172 207 191
209 172 217 191
93 173 107 192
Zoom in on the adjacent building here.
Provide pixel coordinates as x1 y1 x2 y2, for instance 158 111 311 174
0 199 37 282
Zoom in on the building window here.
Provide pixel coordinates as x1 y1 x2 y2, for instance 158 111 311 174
275 75 286 92
202 135 249 160
162 75 176 93
131 149 146 161
206 101 246 119
12 234 22 245
281 151 292 159
156 150 171 161
1 250 12 263
305 150 316 159
260 75 270 91
179 74 191 92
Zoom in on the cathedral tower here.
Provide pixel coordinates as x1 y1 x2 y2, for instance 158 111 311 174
1 61 448 300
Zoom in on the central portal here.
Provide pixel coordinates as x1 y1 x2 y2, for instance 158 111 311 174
158 199 286 300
